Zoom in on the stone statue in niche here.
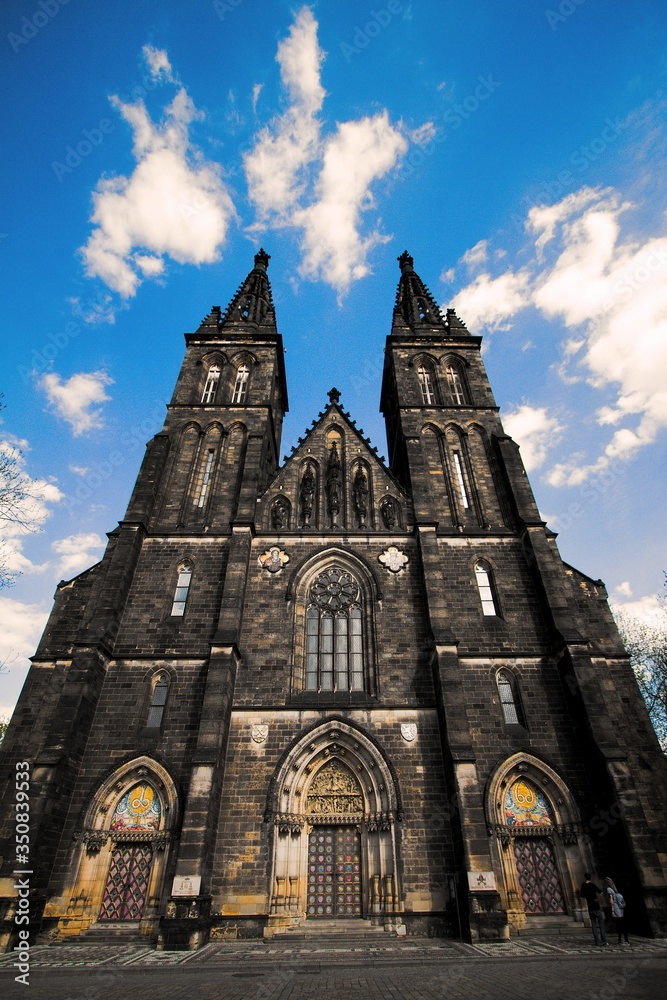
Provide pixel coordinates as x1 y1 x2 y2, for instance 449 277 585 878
300 462 316 526
352 464 368 527
381 498 397 531
326 442 342 527
271 497 289 531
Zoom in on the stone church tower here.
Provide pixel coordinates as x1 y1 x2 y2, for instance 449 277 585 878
1 250 666 949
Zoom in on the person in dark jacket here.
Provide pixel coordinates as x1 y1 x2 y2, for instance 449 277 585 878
580 873 608 945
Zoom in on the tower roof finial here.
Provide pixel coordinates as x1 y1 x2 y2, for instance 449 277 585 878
327 387 341 404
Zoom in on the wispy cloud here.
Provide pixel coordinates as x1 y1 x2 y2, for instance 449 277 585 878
503 404 564 472
449 185 667 484
40 370 113 436
0 437 62 581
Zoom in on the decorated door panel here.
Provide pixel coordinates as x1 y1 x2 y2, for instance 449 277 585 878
99 843 153 921
307 826 361 918
513 836 565 914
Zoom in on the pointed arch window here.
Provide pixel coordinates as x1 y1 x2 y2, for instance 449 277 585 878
232 364 250 403
171 562 192 617
475 560 499 616
201 364 221 403
497 669 525 727
147 674 169 728
417 364 435 404
445 364 466 405
306 567 364 692
453 451 469 508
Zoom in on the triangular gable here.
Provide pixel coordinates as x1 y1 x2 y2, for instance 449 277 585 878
258 390 411 533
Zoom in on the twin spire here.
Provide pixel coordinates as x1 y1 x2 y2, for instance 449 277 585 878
198 248 467 336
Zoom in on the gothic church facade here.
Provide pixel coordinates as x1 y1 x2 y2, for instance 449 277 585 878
1 251 666 948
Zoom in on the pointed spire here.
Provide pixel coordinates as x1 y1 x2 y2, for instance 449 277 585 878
392 250 448 334
220 248 276 329
196 304 222 332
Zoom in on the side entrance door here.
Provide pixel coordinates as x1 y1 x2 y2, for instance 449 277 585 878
513 836 565 914
307 826 361 918
99 843 153 921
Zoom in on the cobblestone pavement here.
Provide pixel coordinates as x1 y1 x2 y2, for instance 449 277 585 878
1 933 667 998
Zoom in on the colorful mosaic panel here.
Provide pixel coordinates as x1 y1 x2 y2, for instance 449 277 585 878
513 837 565 914
307 826 361 919
99 843 153 921
110 783 161 831
505 779 553 826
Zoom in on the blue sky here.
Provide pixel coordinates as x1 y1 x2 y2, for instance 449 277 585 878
2 0 667 715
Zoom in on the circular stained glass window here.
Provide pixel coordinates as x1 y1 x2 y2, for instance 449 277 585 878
310 568 359 611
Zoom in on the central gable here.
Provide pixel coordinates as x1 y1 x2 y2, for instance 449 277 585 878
257 390 411 533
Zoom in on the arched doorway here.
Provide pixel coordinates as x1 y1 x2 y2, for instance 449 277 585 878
486 753 591 931
55 757 179 940
265 719 403 935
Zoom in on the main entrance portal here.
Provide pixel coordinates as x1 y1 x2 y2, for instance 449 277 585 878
99 843 153 921
307 826 362 918
513 837 565 914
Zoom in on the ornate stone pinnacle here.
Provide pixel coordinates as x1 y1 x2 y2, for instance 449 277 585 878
327 387 341 404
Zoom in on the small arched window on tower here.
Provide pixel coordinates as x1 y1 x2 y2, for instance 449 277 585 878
496 669 525 727
147 674 169 728
232 364 250 403
475 560 500 617
417 364 435 404
306 567 364 693
171 562 193 617
201 364 221 403
445 364 467 405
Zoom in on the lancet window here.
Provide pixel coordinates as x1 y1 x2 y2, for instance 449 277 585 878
201 364 221 403
475 560 499 616
171 562 193 617
232 364 250 403
497 669 525 727
445 364 466 405
417 364 435 404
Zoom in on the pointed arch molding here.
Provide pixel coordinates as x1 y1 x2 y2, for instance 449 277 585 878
285 546 383 603
76 755 180 852
265 717 402 832
485 752 582 846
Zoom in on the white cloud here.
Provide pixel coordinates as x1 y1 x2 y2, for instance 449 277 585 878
244 7 406 293
40 371 113 436
503 404 564 472
244 7 325 221
450 185 667 484
452 269 531 332
295 113 407 291
611 593 663 625
68 464 90 477
461 238 489 270
614 581 633 598
142 45 176 83
251 83 263 114
440 267 456 283
82 80 236 298
51 532 105 579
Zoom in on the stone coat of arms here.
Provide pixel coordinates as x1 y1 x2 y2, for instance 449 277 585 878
401 723 417 742
252 724 269 744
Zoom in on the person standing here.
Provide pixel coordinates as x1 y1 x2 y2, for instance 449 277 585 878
605 877 629 944
580 873 609 945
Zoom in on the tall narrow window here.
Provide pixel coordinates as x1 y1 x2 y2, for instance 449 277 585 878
417 365 435 404
475 561 499 616
497 670 524 726
232 364 250 403
453 451 469 508
196 449 215 508
201 364 221 403
147 675 169 728
445 365 466 405
171 563 192 617
305 567 364 693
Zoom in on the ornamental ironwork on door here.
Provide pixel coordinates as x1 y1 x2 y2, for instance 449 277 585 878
99 843 153 921
307 826 361 918
513 836 565 914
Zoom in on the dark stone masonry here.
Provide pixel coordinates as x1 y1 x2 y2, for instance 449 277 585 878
1 249 665 950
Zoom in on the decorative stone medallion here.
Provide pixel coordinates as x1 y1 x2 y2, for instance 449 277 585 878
252 724 269 744
379 546 409 574
258 546 289 574
400 723 417 742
